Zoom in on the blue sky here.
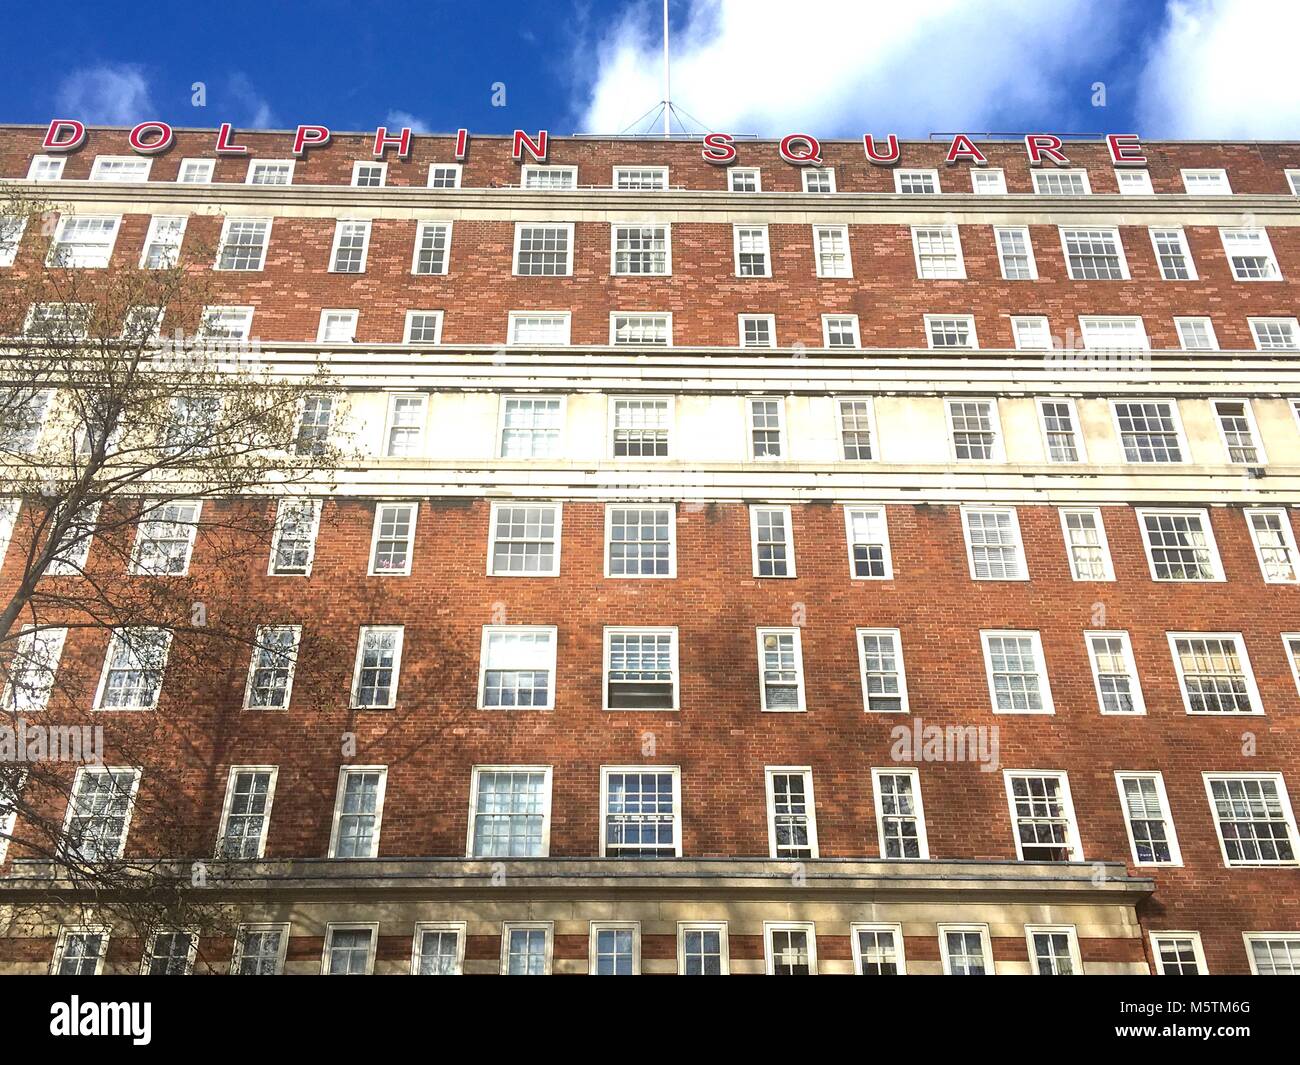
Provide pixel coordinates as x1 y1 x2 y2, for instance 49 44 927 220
3 1 1299 138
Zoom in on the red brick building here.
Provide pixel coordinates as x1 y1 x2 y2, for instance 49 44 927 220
1 123 1299 975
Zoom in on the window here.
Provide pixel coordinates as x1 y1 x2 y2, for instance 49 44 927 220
427 164 462 189
1213 400 1265 464
757 629 806 712
857 628 908 713
1203 773 1297 866
27 155 65 180
728 167 761 192
947 399 1002 460
468 767 552 857
588 924 640 976
1169 633 1262 715
1250 317 1299 350
478 626 557 709
404 311 443 344
1079 316 1148 349
500 396 563 457
871 768 928 858
605 505 675 577
852 924 906 974
269 498 321 576
159 394 221 459
63 766 140 861
0 499 16 566
521 165 576 189
2 625 66 714
1060 227 1128 280
177 158 214 183
765 767 817 858
328 766 387 857
90 156 152 182
351 161 386 187
834 400 876 462
501 924 552 975
982 631 1053 713
1245 934 1300 975
822 314 860 348
1011 316 1053 350
513 223 573 276
747 397 785 457
231 925 289 975
329 220 371 273
611 223 670 275
939 926 992 975
0 774 15 866
1283 634 1300 696
200 305 254 340
1150 227 1197 281
383 394 427 456
844 506 892 579
912 225 965 279
1137 508 1223 581
507 312 570 346
2 388 49 454
895 169 939 194
1113 401 1186 463
368 501 418 575
94 628 170 710
1247 508 1299 583
1004 770 1081 860
243 626 300 711
733 225 771 277
47 215 121 268
1116 169 1153 194
1026 927 1081 975
216 766 278 859
246 159 293 185
604 627 678 710
765 923 816 975
739 314 777 348
0 214 26 267
292 396 334 458
926 315 977 349
1151 933 1208 975
610 312 671 345
52 929 109 976
1032 169 1090 195
601 767 681 857
1115 772 1181 865
1290 170 1300 196
215 218 270 271
350 626 403 709
971 168 1007 194
802 167 835 193
1086 631 1144 714
143 931 197 975
411 221 452 274
994 226 1037 280
750 504 794 577
1182 168 1231 194
963 507 1026 580
140 215 186 269
613 166 668 190
1221 228 1280 280
488 502 561 576
678 923 728 975
412 924 466 975
1175 316 1219 351
47 500 99 575
131 500 201 575
611 397 671 458
323 925 377 975
813 224 852 278
1038 399 1085 463
1059 507 1113 581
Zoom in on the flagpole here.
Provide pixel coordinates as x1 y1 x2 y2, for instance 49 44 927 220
662 0 671 137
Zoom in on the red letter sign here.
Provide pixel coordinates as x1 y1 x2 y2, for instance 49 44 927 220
862 134 900 165
42 119 86 152
512 130 548 162
1024 133 1068 165
700 132 736 164
779 133 821 165
945 133 986 166
293 125 331 156
373 126 412 159
215 123 248 155
455 128 469 160
1106 133 1146 166
128 121 173 154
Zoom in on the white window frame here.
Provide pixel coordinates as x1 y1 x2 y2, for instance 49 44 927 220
140 930 199 976
613 165 669 190
677 922 729 975
520 164 577 190
745 396 786 458
241 626 300 711
1058 506 1114 581
199 305 254 339
749 503 795 578
327 765 388 858
727 167 761 192
467 765 553 858
608 395 674 460
426 164 462 189
497 394 566 458
316 308 358 343
1283 634 1300 697
176 158 214 184
1002 769 1082 860
764 766 818 858
26 155 65 181
89 156 153 182
328 219 372 274
1032 168 1091 195
500 922 554 975
139 214 187 269
821 314 861 348
351 160 387 188
801 167 835 193
367 501 419 577
925 314 979 350
856 628 909 714
245 159 295 185
507 311 571 346
51 926 111 976
1025 925 1083 975
215 765 279 858
322 923 379 976
1211 398 1267 466
1247 508 1300 584
603 503 676 579
268 497 321 577
1135 507 1224 582
894 168 940 194
214 217 271 272
403 310 444 344
946 398 1005 462
487 501 563 578
609 311 673 346
1220 228 1281 281
588 922 641 976
1174 316 1219 351
870 766 929 859
1250 316 1300 350
62 766 141 860
732 224 772 278
2 625 66 715
1150 932 1209 975
1167 633 1264 716
1111 401 1189 465
763 921 817 976
610 222 672 276
1114 771 1182 867
1203 772 1298 868
410 220 453 276
92 629 171 711
1181 168 1231 195
1243 932 1300 975
512 221 574 277
961 505 1027 581
1079 315 1149 350
129 499 202 576
230 923 290 975
1058 226 1130 281
1116 169 1154 195
477 625 558 711
755 628 807 713
993 225 1038 280
410 922 467 975
1149 225 1198 281
970 168 1007 194
1011 315 1053 351
349 626 405 709
383 392 428 457
938 924 993 975
812 223 853 278
598 765 682 858
981 630 1054 714
738 314 778 349
851 922 907 975
911 224 966 279
843 504 893 580
47 215 122 269
1037 398 1087 464
1085 630 1145 715
602 626 680 712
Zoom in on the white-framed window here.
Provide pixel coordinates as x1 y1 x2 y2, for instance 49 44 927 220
926 314 977 349
0 772 18 865
801 167 835 193
140 215 186 269
962 506 1027 580
1085 631 1144 714
1151 932 1208 975
507 311 571 346
750 504 794 577
765 766 817 858
857 628 908 713
158 394 221 459
822 314 860 348
63 766 140 861
733 224 771 277
499 396 564 457
1168 633 1263 715
1137 508 1223 581
93 628 170 710
981 631 1053 713
215 766 278 859
994 226 1037 280
177 158 214 183
1079 316 1148 349
610 396 672 458
412 923 466 975
871 767 928 858
1059 226 1128 280
1203 773 1297 866
912 224 965 279
1150 226 1197 281
1003 770 1081 860
678 922 728 975
757 628 806 712
231 924 290 975
351 161 386 187
739 313 777 348
47 215 121 268
613 165 668 190
1247 508 1299 583
600 766 682 857
368 501 418 576
0 499 17 566
0 214 27 267
521 164 576 190
939 925 992 975
589 923 640 976
604 627 679 711
328 766 387 857
1115 771 1181 866
728 167 761 192
747 397 785 457
764 922 817 975
605 504 675 578
52 927 110 976
2 625 67 714
1289 170 1300 196
947 399 1003 460
468 766 552 857
199 305 254 339
610 312 671 345
1283 634 1300 696
1182 168 1231 195
142 930 198 975
123 304 162 344
611 223 670 275
245 159 294 185
27 155 66 181
1038 399 1086 463
488 502 561 577
852 923 906 975
404 310 443 344
215 218 271 271
1250 316 1299 350
1011 315 1053 350
837 399 876 460
1060 507 1113 581
844 505 892 579
1032 169 1090 196
329 220 371 274
478 625 557 710
322 925 378 976
427 164 462 189
47 500 99 575
1212 399 1266 465
383 393 427 457
895 168 939 194
1112 400 1187 463
1221 228 1280 280
1244 933 1300 975
971 168 1007 194
813 224 852 278
1116 168 1154 195
130 500 201 576
1026 926 1082 975
501 923 553 975
268 498 321 576
350 626 404 709
1175 316 1219 351
513 222 573 276
411 220 452 275
317 308 358 343
90 156 152 182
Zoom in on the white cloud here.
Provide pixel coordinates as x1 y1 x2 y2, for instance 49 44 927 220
579 0 1126 136
226 73 279 129
55 64 154 125
385 110 432 134
1137 0 1300 137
